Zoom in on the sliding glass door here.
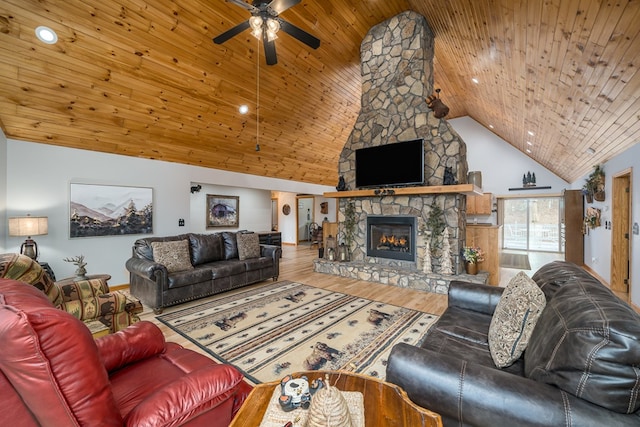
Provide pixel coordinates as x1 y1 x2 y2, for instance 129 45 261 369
502 197 562 252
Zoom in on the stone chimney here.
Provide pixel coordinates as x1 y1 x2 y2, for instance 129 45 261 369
329 11 470 287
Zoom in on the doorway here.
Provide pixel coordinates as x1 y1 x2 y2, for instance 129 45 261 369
611 169 632 297
296 196 314 244
271 198 278 231
501 197 562 252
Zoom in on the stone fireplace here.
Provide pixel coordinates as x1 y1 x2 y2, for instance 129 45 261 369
313 11 485 293
367 216 416 262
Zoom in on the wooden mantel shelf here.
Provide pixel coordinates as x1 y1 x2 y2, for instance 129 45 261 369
323 184 482 198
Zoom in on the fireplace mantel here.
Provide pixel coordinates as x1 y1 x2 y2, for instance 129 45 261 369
323 184 482 198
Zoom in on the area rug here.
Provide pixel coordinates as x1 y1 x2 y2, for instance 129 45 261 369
156 280 438 385
500 253 532 270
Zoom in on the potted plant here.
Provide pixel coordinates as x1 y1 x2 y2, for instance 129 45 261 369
461 247 484 275
582 164 605 203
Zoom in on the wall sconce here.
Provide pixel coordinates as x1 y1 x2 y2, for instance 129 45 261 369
8 215 49 260
190 184 202 193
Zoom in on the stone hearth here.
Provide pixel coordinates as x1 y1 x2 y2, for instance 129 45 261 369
313 11 478 293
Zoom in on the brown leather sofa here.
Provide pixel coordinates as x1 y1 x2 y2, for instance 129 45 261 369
386 261 640 426
126 231 281 313
0 278 252 427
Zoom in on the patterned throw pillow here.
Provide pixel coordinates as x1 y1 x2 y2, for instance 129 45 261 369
151 240 193 273
488 271 547 368
236 233 261 260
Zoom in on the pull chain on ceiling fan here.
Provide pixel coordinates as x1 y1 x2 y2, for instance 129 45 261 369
213 0 320 65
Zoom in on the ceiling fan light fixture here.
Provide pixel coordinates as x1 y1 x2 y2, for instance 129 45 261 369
249 16 263 30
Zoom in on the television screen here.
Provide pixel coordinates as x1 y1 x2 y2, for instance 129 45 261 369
355 139 424 188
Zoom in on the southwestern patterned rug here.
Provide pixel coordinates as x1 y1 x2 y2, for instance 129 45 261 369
156 280 438 385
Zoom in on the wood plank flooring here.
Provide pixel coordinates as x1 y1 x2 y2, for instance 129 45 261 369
138 244 448 359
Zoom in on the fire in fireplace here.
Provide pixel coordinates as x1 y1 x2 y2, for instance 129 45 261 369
367 216 417 262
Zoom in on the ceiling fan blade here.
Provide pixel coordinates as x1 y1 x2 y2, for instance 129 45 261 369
226 0 257 12
213 20 251 44
267 0 300 15
263 33 278 65
277 18 320 49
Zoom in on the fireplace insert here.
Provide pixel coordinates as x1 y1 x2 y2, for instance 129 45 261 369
367 216 417 262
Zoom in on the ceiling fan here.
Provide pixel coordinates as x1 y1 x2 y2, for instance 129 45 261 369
213 0 320 65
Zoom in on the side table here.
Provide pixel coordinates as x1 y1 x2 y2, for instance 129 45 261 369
230 370 442 427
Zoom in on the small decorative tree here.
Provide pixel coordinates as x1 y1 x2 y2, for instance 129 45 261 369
440 228 453 275
422 238 432 273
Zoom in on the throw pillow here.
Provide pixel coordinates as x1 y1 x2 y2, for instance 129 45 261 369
488 271 546 368
236 232 261 260
151 240 193 273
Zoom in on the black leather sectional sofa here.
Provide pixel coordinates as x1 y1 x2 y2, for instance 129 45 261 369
386 261 640 426
126 232 281 313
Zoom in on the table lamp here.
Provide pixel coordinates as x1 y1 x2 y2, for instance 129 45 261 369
8 215 49 260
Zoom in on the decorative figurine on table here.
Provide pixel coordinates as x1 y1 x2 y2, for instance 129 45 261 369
279 374 324 411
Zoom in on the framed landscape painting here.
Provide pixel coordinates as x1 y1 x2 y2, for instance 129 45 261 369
70 183 153 238
207 195 239 228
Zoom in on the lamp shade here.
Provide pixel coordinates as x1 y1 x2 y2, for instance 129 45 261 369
9 216 49 237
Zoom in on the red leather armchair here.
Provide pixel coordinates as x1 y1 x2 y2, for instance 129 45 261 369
0 278 252 427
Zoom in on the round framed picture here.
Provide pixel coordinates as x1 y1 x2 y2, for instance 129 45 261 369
282 204 291 215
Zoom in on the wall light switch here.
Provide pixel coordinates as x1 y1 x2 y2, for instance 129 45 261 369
178 218 185 227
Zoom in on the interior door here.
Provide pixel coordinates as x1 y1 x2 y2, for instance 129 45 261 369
611 171 631 294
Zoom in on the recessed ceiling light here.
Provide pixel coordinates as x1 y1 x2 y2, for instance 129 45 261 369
488 124 494 129
527 130 535 136
239 105 249 114
35 26 58 44
586 147 596 154
526 141 533 146
526 149 532 153
471 77 479 84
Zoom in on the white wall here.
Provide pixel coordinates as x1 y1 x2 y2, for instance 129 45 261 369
574 143 640 305
273 191 298 244
3 140 333 285
449 117 569 196
188 182 272 233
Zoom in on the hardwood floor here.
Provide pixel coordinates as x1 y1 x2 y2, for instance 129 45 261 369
138 244 449 359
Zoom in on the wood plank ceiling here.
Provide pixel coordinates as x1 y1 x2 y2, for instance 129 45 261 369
1 0 639 187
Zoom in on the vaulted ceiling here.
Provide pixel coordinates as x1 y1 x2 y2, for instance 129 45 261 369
1 0 639 186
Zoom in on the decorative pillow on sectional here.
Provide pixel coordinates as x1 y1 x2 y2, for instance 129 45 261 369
488 271 546 368
236 232 261 260
151 240 194 273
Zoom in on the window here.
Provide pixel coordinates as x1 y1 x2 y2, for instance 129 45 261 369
501 197 562 252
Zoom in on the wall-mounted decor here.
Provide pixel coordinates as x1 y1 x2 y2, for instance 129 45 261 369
282 204 291 215
584 206 601 230
582 164 605 203
207 195 239 228
522 171 537 187
70 183 153 238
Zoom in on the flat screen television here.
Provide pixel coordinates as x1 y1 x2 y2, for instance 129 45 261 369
355 139 424 188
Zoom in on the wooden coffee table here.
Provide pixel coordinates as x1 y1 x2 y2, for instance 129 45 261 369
230 370 442 427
